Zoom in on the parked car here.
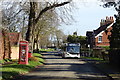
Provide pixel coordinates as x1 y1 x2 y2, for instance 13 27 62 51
57 49 63 56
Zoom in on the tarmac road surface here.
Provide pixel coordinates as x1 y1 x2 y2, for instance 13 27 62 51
13 52 111 80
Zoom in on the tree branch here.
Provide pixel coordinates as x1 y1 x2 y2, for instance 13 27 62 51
35 0 71 24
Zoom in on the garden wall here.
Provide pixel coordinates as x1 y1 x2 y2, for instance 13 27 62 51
0 30 4 60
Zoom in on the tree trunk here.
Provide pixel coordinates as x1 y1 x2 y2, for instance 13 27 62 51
26 2 36 41
26 2 36 53
2 29 11 59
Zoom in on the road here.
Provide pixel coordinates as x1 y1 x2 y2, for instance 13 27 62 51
13 52 110 80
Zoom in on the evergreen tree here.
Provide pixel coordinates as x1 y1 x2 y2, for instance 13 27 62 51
67 32 86 48
102 1 120 66
109 15 120 49
108 6 120 66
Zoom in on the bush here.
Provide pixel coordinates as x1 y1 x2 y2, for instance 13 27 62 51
29 56 39 62
33 53 42 57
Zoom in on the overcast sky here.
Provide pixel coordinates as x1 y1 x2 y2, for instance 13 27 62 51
60 0 117 36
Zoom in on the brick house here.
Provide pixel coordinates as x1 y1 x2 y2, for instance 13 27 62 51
9 32 22 59
86 16 114 48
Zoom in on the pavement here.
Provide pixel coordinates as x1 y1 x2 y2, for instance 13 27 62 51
12 52 120 80
83 58 120 80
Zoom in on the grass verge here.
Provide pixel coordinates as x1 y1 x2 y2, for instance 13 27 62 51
40 48 54 52
81 56 103 61
1 53 44 80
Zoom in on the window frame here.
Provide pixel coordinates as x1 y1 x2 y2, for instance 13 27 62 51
98 36 102 43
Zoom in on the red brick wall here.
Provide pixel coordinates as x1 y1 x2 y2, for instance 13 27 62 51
9 33 20 46
95 27 112 46
0 31 4 60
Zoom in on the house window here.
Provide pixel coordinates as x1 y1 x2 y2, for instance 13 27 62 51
98 36 102 43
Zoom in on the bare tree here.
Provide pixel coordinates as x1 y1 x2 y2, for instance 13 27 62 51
25 0 73 52
1 0 74 52
33 9 59 50
2 1 29 32
26 0 72 41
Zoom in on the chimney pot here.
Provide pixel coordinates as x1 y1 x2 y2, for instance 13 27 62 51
106 16 109 19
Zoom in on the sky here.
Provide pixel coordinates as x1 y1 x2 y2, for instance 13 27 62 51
60 0 117 36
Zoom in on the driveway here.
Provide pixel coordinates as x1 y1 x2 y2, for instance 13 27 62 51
13 52 110 80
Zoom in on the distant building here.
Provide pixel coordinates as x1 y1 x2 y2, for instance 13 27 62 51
86 16 114 48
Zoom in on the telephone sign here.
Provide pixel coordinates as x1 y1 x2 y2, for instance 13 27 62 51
19 41 28 64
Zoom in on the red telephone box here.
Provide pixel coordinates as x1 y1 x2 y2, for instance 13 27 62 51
19 41 29 65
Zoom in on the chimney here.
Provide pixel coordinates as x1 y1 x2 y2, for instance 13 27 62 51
106 16 109 21
100 19 106 26
100 16 114 26
106 16 114 24
110 16 114 22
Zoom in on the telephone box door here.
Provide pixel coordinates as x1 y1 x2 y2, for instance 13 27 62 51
19 41 28 64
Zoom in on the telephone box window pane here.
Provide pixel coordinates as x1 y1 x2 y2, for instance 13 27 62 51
22 46 26 49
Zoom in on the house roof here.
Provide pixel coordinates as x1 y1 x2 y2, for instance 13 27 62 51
86 16 114 38
94 22 113 37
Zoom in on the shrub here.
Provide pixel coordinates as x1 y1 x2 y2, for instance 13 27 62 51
29 56 39 62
